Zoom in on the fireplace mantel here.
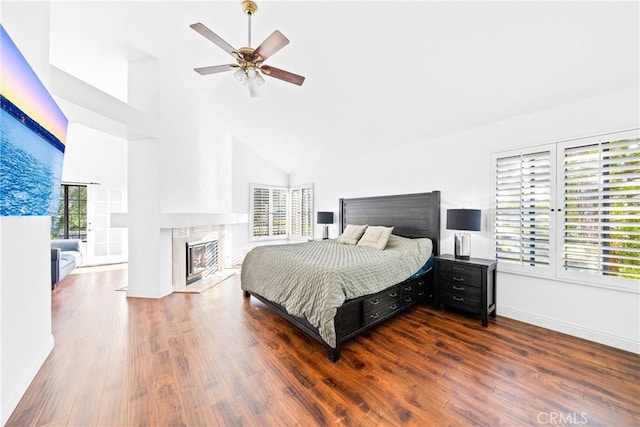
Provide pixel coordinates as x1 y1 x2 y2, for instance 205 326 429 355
111 212 247 228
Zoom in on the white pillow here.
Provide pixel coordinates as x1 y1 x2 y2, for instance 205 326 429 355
357 226 394 250
336 224 368 245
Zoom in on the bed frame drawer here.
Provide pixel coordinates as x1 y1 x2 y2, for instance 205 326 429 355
361 273 430 326
363 285 403 314
365 303 400 325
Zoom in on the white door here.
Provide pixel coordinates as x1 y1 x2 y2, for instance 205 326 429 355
86 185 128 266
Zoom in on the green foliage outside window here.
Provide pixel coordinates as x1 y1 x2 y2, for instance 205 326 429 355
51 185 87 240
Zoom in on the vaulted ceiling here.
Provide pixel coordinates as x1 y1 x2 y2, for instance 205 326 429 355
45 1 640 173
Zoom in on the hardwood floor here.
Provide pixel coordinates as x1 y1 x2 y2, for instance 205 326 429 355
7 265 640 426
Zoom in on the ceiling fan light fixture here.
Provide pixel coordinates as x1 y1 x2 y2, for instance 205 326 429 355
233 68 245 81
248 80 259 98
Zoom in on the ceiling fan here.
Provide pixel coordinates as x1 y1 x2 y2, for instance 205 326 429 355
191 0 305 97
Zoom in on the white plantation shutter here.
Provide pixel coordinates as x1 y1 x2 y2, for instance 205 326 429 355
290 185 313 238
272 188 288 237
291 188 302 236
251 186 271 238
301 187 312 237
250 185 288 240
495 148 553 270
560 137 640 281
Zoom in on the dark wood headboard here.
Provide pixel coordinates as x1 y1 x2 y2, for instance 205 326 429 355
338 191 441 256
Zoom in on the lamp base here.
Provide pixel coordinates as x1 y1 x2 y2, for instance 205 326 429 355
322 225 329 240
454 232 471 260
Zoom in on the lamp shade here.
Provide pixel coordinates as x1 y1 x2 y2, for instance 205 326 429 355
317 211 334 225
446 209 481 231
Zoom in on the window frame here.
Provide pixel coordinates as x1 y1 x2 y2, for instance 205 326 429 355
491 130 639 293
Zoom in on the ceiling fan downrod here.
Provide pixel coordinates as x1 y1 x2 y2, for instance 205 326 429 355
241 0 258 47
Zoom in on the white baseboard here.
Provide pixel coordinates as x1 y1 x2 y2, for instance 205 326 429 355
2 333 54 425
499 306 640 354
125 286 173 298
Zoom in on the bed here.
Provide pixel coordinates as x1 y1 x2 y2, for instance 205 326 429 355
242 191 441 361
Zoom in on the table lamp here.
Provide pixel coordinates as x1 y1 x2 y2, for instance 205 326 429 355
317 211 334 240
446 208 481 259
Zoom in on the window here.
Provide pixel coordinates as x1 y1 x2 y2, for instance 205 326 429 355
51 184 87 240
250 184 313 240
493 131 639 290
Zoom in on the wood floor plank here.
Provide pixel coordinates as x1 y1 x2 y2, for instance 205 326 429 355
6 265 640 426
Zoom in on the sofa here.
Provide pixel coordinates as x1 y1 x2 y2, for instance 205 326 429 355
51 239 82 289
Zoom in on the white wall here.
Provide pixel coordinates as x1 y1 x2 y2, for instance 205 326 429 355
157 61 232 215
1 3 57 424
230 138 289 265
290 87 640 353
0 218 55 425
61 123 127 188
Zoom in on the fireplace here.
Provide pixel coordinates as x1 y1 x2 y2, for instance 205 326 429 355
186 239 218 285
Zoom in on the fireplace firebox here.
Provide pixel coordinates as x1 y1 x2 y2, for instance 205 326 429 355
186 239 218 285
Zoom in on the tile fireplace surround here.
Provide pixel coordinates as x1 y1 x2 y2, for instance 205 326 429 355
171 225 227 289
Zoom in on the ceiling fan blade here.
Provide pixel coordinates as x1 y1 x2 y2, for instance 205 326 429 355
194 64 236 75
261 65 305 86
254 30 289 61
190 23 237 56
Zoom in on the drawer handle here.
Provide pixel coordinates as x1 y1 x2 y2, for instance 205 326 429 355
389 291 398 297
453 277 465 282
370 313 380 319
418 290 425 296
390 304 398 310
370 299 380 305
453 266 464 271
418 281 425 286
404 286 412 291
453 285 464 291
453 296 464 302
404 297 413 303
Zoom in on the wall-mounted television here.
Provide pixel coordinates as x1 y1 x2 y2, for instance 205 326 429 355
0 24 68 216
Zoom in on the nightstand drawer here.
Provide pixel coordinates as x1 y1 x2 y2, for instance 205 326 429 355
438 281 481 299
438 263 482 287
438 290 480 311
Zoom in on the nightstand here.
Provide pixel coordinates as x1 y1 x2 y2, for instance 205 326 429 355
435 254 497 327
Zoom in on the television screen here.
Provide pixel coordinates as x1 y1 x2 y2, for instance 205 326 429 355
0 24 68 216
